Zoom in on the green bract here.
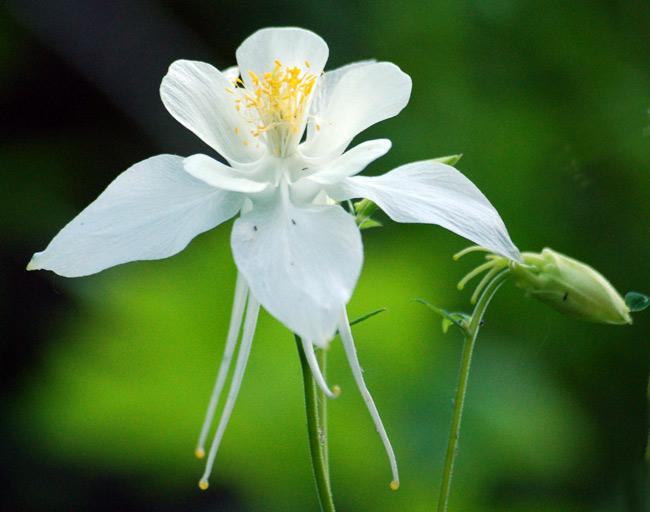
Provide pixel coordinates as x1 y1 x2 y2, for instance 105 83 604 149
509 248 632 325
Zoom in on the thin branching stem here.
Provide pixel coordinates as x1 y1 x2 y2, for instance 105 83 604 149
437 270 510 512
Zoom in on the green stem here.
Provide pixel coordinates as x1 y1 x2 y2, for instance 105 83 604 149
646 373 650 463
296 335 336 512
436 270 510 512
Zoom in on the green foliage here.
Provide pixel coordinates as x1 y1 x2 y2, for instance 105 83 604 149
626 292 650 312
349 307 388 327
430 154 463 167
412 298 469 334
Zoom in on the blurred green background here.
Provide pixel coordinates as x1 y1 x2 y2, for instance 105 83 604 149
2 0 650 510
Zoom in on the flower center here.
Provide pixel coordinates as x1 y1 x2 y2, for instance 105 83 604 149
229 60 318 158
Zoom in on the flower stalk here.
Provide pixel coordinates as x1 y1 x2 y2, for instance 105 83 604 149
296 334 336 512
430 247 648 510
435 270 510 512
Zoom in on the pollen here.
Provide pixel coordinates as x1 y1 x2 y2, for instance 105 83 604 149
228 60 318 156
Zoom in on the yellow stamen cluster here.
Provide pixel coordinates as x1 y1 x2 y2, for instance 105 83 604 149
228 60 317 156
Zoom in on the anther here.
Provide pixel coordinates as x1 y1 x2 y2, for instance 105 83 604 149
199 479 209 490
195 448 205 459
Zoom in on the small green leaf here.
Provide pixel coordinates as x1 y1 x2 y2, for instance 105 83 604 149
359 218 382 230
353 198 378 215
625 292 650 312
413 299 470 334
430 154 462 167
353 199 379 228
441 317 454 333
349 307 388 327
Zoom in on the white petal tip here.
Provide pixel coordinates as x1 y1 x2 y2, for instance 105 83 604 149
390 480 400 491
199 479 209 490
320 383 340 400
26 254 42 271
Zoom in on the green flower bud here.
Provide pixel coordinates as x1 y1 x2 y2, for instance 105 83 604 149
509 248 632 325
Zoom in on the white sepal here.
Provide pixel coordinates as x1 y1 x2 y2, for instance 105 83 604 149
28 155 242 277
230 189 363 346
330 160 522 261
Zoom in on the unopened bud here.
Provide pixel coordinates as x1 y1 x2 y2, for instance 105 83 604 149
509 248 632 325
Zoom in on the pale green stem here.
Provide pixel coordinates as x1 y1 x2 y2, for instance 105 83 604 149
296 335 336 512
318 348 330 476
437 270 510 512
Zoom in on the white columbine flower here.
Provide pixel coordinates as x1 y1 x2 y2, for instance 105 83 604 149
28 27 521 490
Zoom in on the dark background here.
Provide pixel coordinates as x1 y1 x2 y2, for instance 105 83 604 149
2 0 650 510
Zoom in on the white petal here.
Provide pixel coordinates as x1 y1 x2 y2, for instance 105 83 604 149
301 336 339 399
331 161 522 261
28 155 242 277
338 308 399 489
221 65 240 82
306 60 376 141
230 191 363 346
196 272 249 458
289 139 392 204
300 62 412 159
200 291 260 490
160 60 264 165
236 27 328 90
306 139 392 185
183 154 270 194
